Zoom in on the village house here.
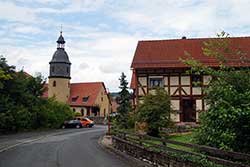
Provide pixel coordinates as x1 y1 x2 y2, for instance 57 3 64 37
130 36 250 123
43 31 111 117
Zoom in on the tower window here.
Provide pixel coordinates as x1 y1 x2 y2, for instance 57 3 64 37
67 67 69 73
52 66 55 72
53 81 56 87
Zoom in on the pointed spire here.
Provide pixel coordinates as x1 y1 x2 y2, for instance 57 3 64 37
57 31 65 44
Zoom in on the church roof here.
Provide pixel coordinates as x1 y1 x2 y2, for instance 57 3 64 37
131 37 250 69
50 32 70 64
57 31 65 44
50 49 71 64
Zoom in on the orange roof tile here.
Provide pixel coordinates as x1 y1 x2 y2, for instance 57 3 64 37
42 82 110 107
131 37 250 69
69 82 104 107
42 84 48 98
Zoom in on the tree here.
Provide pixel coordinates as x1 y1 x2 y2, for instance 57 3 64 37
0 56 73 133
116 72 132 129
136 88 172 137
182 31 250 153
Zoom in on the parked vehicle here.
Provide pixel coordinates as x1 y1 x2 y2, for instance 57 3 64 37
61 120 83 129
76 117 94 128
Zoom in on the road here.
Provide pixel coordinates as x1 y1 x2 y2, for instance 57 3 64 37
0 125 134 167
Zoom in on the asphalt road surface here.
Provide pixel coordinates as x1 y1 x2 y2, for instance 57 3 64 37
0 125 133 167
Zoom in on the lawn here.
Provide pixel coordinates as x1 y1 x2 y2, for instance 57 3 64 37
167 133 193 143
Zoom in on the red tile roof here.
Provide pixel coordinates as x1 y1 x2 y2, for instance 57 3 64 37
69 82 104 107
42 82 110 107
130 71 136 90
42 84 48 98
131 37 250 69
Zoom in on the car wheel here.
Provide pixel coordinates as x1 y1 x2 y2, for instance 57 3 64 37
76 125 80 129
62 125 65 129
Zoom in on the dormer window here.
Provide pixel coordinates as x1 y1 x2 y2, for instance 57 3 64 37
72 96 79 102
82 96 89 102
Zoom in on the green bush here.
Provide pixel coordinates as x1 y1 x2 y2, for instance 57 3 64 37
136 88 172 137
194 70 250 153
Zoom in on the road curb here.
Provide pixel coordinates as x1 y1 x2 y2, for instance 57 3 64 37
99 135 153 167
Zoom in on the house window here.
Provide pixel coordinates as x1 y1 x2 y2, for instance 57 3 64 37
53 81 56 87
72 108 76 112
192 75 202 87
72 96 78 102
101 97 103 101
149 78 163 88
82 96 89 102
104 108 106 116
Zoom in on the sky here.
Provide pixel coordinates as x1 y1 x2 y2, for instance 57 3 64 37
1 0 250 92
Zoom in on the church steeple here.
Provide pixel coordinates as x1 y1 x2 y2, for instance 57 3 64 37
49 31 71 79
57 31 65 49
48 31 71 103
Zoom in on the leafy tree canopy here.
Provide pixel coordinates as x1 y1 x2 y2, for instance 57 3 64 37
0 56 73 133
182 32 250 153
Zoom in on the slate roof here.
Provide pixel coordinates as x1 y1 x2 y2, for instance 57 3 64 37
50 49 71 64
57 32 65 44
131 37 250 69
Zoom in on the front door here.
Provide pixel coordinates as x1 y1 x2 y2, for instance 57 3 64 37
182 99 196 122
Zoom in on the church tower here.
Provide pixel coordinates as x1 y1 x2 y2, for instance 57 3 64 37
48 31 71 103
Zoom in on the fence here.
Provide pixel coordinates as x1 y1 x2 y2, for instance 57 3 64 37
112 130 250 167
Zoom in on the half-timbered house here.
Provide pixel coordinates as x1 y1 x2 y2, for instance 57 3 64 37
130 37 250 123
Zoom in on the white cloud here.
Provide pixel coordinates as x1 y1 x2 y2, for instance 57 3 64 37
0 1 37 23
36 0 106 14
1 0 250 92
79 62 89 70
